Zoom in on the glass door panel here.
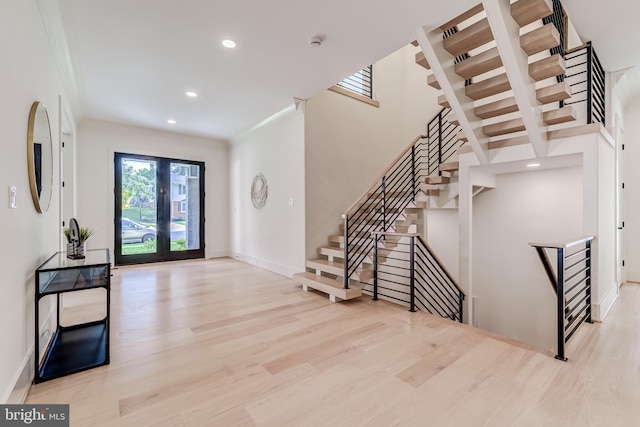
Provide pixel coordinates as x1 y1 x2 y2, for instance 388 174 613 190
170 162 200 252
120 158 158 256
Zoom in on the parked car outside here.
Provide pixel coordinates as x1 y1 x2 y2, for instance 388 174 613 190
121 218 156 243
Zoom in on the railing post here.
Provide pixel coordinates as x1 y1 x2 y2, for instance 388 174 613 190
409 236 416 312
586 41 593 124
381 176 387 231
556 247 567 361
373 234 378 301
459 292 464 323
411 145 416 202
437 112 443 175
586 240 592 323
343 215 349 289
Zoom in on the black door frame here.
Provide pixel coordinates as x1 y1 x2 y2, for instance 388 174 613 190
114 152 205 266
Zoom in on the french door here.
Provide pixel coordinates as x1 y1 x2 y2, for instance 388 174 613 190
114 153 205 265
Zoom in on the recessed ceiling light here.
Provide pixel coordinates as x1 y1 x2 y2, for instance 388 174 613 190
185 91 198 98
527 163 541 168
167 119 177 124
222 39 237 49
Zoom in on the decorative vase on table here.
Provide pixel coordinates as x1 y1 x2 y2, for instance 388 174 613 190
66 242 86 260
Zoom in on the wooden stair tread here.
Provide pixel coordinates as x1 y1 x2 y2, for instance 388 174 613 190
448 112 460 126
439 161 460 172
439 3 484 31
475 97 518 119
455 47 503 80
425 189 440 196
306 259 344 276
457 144 474 154
543 106 577 125
457 131 468 142
415 51 430 70
438 94 450 108
443 18 494 58
529 54 566 81
293 272 362 301
427 73 441 90
488 136 530 149
426 176 451 185
511 0 553 27
465 73 511 100
536 81 571 104
521 23 560 56
318 246 346 259
483 118 525 137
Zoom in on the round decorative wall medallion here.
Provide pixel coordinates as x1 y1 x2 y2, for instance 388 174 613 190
251 173 268 209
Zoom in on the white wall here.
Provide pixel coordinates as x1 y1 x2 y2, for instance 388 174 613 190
425 209 460 283
76 120 229 259
229 108 305 277
304 44 442 258
472 167 583 351
0 0 75 403
624 99 640 281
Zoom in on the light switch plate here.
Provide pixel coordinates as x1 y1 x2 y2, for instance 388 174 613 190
9 186 16 209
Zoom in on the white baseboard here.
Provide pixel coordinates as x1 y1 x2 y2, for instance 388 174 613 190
2 304 57 404
231 252 301 278
592 281 619 322
206 249 231 259
3 344 34 404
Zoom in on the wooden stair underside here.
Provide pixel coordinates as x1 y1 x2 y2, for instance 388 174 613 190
439 3 484 32
455 47 503 80
427 73 441 90
443 18 493 58
475 97 518 119
511 0 553 27
426 175 451 185
529 54 566 81
438 94 450 108
293 272 361 302
415 51 430 70
536 81 572 104
521 24 560 56
466 73 511 100
483 118 526 137
543 106 577 125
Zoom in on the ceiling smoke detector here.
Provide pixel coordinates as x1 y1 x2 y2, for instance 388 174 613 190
309 36 322 47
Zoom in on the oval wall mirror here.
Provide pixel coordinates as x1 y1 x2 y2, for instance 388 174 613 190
27 102 53 213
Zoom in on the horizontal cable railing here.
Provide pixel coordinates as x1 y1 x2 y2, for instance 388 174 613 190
564 42 605 126
530 236 594 361
336 65 373 99
370 232 464 322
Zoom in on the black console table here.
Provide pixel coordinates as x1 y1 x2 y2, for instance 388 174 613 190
34 249 111 383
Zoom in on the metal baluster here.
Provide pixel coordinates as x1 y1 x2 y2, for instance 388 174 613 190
343 216 349 289
556 247 567 361
373 235 378 301
411 145 416 203
438 112 443 176
409 236 416 312
586 42 593 124
586 240 592 323
382 176 387 231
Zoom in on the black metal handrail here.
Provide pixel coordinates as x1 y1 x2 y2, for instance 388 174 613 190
530 236 594 361
564 42 605 126
341 108 462 289
370 232 464 322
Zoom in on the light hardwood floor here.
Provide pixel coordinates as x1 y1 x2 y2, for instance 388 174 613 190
26 258 640 426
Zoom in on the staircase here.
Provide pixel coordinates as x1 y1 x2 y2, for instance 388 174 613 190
414 0 593 157
293 204 424 302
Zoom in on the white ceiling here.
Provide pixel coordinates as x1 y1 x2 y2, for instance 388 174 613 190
58 0 640 141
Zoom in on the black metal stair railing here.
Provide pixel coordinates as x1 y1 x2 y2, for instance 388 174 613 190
564 42 606 126
341 108 462 289
530 236 594 361
370 232 464 322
